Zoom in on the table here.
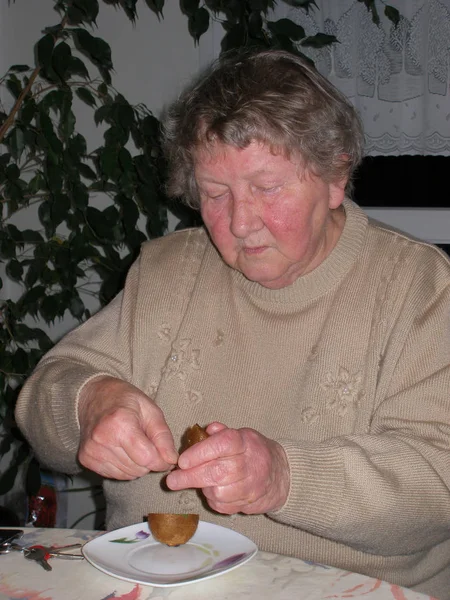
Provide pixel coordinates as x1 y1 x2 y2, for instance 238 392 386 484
0 527 433 600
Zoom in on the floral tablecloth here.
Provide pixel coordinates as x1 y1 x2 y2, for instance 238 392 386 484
0 527 435 600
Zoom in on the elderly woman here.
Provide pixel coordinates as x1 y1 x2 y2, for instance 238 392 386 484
16 50 450 598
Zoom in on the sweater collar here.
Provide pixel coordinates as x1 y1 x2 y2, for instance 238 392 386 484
228 199 368 303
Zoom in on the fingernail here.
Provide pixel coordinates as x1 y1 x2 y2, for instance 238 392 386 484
177 455 187 469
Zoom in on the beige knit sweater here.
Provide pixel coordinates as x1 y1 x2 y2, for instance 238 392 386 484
16 200 450 598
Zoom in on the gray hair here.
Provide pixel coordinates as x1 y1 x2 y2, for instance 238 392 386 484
162 49 365 209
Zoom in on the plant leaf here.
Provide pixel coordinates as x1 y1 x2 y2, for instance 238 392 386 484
99 145 119 179
99 269 125 305
0 237 16 259
221 23 247 52
121 198 139 233
36 33 55 70
38 200 53 232
12 348 29 374
248 0 273 10
69 294 85 320
52 41 72 82
204 0 222 9
17 285 46 317
6 75 22 100
188 7 210 42
24 262 41 288
5 163 20 182
6 259 24 282
38 110 63 154
267 18 306 41
8 127 25 161
385 5 400 26
300 33 337 48
74 29 113 72
283 0 318 11
143 0 164 18
6 224 23 243
79 163 97 180
50 192 71 227
69 181 89 209
67 56 90 79
74 0 100 22
39 294 60 324
0 463 19 495
35 329 53 351
117 103 135 131
180 0 200 16
20 98 37 126
75 87 97 107
86 206 112 240
9 64 31 73
248 11 264 38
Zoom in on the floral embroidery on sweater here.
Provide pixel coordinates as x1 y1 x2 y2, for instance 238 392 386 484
162 338 200 381
158 322 172 342
307 345 319 362
147 382 159 399
177 490 198 513
186 390 203 406
321 367 363 416
300 406 319 424
214 329 225 346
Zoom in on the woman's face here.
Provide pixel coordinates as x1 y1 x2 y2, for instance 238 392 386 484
195 141 346 290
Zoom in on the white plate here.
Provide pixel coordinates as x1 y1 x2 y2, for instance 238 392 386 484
82 520 258 587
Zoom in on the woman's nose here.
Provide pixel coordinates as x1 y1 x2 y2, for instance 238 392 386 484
230 196 263 238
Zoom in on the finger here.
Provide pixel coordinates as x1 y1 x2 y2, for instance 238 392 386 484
202 481 252 505
202 491 249 515
166 456 247 490
208 500 243 515
87 415 170 473
79 443 150 480
206 499 255 515
121 431 174 472
165 464 204 490
204 491 264 516
178 428 245 469
205 422 228 435
150 428 179 465
142 408 178 465
93 459 146 481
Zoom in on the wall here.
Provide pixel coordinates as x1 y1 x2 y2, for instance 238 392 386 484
364 208 450 246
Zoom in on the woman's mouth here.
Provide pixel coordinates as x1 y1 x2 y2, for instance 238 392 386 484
243 246 267 255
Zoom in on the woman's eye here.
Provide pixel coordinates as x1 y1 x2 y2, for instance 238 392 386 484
260 185 281 194
208 191 228 200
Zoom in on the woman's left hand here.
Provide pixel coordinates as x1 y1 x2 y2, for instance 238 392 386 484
166 422 290 514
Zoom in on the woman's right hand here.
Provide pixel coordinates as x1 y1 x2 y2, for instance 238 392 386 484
77 376 178 480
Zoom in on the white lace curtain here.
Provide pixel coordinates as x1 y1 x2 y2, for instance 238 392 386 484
276 0 450 156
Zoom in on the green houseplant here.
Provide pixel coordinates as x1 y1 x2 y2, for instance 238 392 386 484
0 0 400 516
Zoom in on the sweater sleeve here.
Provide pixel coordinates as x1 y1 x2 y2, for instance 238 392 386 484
270 259 450 557
15 257 141 475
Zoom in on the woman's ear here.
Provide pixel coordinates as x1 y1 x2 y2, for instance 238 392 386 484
328 176 348 210
328 154 350 209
